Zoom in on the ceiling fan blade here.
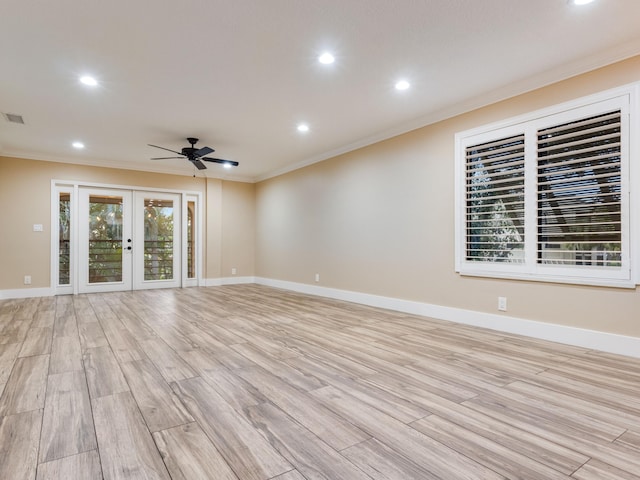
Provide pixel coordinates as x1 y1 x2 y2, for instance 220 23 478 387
202 157 240 167
148 144 183 155
195 146 214 157
151 156 184 160
191 159 207 170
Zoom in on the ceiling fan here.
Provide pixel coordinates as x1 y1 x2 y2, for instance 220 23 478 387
148 137 239 170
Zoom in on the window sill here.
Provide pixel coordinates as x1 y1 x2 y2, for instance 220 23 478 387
457 269 636 289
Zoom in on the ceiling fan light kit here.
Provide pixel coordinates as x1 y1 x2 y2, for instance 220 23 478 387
149 137 239 170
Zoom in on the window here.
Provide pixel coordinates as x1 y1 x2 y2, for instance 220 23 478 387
455 86 637 287
53 185 75 295
187 200 196 278
59 192 71 285
465 133 526 264
536 111 622 268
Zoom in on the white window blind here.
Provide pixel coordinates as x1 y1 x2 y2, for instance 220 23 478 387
537 111 622 267
465 134 525 263
455 87 635 287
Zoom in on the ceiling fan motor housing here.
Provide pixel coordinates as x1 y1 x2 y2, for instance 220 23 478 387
181 147 197 158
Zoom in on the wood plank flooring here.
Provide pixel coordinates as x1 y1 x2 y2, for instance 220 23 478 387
1 285 640 479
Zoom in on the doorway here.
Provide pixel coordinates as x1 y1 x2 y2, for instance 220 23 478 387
53 182 201 294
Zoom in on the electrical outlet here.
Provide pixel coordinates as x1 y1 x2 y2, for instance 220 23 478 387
315 273 320 282
33 224 43 232
498 296 507 311
24 275 32 285
231 268 237 275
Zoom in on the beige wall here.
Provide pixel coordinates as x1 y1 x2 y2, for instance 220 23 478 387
206 178 223 279
256 55 640 338
221 181 256 278
0 157 256 289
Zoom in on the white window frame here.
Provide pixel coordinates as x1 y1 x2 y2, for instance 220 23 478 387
183 193 202 287
51 183 76 295
455 83 639 288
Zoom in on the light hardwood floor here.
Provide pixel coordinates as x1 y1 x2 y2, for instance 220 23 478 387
1 284 639 479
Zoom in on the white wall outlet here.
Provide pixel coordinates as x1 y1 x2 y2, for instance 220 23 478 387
24 275 32 285
33 224 43 232
231 268 237 275
498 296 507 311
315 273 320 282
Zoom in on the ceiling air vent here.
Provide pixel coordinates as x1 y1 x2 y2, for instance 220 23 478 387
3 112 25 124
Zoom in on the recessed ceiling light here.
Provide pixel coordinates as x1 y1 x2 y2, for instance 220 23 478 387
79 75 98 87
395 80 411 91
318 52 335 65
72 141 85 149
297 124 310 133
571 0 594 4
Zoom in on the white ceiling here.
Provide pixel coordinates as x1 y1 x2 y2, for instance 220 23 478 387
1 0 640 182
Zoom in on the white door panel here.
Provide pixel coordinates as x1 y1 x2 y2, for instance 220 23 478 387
78 188 132 293
133 192 181 290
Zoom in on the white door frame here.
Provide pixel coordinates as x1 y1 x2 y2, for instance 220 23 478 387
51 180 204 295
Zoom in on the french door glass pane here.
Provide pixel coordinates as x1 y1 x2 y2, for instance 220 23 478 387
59 193 71 285
144 198 174 281
88 195 123 283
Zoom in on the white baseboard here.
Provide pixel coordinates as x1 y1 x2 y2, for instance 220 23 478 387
0 287 54 300
3 279 638 359
205 276 256 287
254 277 640 359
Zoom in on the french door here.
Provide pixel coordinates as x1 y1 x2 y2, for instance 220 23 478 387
77 188 181 293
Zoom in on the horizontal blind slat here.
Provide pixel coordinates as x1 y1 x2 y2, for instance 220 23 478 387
537 122 620 146
537 181 621 196
537 151 620 170
537 111 620 136
466 134 525 153
537 142 620 163
538 132 620 154
537 170 620 187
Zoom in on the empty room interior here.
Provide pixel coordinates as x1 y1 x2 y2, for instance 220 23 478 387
2 1 640 479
